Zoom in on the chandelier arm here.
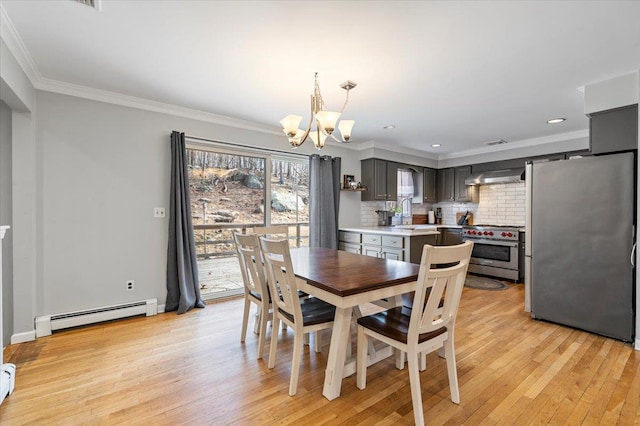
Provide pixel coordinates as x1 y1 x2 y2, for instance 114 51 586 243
339 89 351 113
290 95 316 147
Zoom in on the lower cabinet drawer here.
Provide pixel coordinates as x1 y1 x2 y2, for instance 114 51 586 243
362 234 382 245
381 248 404 261
362 245 382 258
381 235 404 248
339 231 361 244
339 242 361 254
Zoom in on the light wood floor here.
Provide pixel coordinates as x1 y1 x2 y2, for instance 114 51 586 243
2 284 638 425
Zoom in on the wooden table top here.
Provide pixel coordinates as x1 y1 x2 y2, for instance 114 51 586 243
289 247 420 297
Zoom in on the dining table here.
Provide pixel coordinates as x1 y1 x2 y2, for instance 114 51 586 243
289 246 420 401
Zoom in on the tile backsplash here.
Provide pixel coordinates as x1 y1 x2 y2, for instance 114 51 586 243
474 182 526 226
359 182 525 226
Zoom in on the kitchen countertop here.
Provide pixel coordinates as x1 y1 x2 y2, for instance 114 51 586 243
339 225 442 237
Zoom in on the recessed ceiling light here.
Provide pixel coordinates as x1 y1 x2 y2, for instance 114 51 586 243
383 125 396 129
547 118 566 124
431 144 441 148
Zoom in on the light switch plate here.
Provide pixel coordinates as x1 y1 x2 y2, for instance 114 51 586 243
154 207 166 218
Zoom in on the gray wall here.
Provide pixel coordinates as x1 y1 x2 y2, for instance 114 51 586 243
34 91 362 318
0 100 12 347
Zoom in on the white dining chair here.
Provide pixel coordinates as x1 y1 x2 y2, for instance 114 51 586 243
258 236 336 396
252 225 289 241
233 232 272 360
356 241 473 426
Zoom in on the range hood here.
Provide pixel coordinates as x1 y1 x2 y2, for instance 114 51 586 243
465 168 525 185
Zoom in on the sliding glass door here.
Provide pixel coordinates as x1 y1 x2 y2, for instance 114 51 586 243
186 143 308 300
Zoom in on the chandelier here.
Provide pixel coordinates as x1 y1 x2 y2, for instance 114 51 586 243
280 72 357 150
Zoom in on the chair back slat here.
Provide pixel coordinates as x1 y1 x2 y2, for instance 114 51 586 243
233 232 268 297
409 242 473 343
258 237 302 324
252 225 289 238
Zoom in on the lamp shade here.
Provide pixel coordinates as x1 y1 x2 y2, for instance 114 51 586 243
315 111 341 135
289 129 306 148
280 115 303 137
309 129 327 150
338 120 355 142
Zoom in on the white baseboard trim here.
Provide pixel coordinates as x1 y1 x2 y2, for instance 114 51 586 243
11 330 35 344
157 304 165 313
635 338 640 351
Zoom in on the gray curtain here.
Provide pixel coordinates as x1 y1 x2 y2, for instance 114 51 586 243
309 154 341 249
166 131 205 314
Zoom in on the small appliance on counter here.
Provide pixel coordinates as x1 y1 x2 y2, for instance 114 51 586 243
435 208 443 225
375 210 392 226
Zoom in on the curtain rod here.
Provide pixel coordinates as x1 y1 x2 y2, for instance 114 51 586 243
186 135 310 159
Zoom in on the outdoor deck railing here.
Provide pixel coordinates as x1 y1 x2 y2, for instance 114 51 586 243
192 222 309 259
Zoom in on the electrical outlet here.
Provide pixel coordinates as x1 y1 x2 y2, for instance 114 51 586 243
154 207 166 218
126 280 134 291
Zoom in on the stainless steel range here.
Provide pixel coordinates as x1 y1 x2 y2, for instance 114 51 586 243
462 225 524 281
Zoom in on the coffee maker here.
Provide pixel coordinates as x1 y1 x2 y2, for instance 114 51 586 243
375 210 392 226
435 207 443 225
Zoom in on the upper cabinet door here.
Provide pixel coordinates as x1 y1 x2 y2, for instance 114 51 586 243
372 159 388 199
437 168 455 202
589 104 638 155
454 166 472 202
423 167 437 203
386 161 398 200
361 159 397 201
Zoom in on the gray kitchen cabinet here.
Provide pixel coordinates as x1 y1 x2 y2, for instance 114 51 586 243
454 166 478 202
438 227 463 246
423 167 437 203
407 234 438 263
338 229 438 263
437 168 455 202
589 104 638 155
361 159 398 201
438 167 478 202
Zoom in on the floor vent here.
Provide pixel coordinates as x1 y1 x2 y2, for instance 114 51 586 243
35 299 157 337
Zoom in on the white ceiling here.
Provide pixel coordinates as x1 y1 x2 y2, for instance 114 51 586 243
2 0 639 158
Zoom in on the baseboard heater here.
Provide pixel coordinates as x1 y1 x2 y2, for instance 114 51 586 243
35 299 157 337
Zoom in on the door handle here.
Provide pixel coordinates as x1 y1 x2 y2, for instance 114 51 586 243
631 242 636 267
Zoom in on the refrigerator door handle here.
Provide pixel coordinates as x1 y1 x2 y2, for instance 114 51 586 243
632 225 636 267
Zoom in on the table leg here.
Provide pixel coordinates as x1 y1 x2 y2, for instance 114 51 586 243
322 306 353 400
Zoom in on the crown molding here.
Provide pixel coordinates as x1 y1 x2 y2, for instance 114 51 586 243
0 4 41 83
367 141 439 160
437 129 589 161
36 77 283 136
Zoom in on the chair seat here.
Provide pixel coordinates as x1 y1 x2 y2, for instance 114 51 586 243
279 297 336 326
357 306 446 344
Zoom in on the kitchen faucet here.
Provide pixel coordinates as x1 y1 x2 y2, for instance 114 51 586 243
400 197 412 224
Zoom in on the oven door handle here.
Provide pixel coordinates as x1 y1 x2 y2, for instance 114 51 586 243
464 238 518 247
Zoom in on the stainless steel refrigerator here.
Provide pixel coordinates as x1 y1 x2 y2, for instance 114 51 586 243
524 152 635 342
